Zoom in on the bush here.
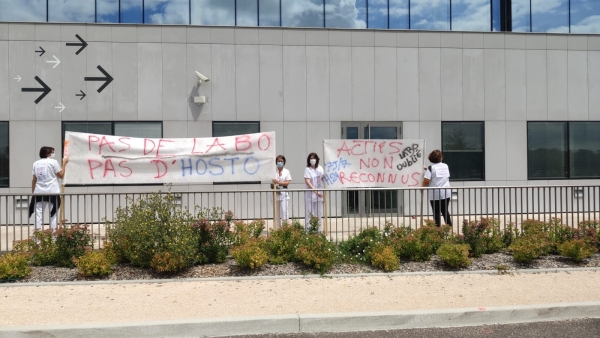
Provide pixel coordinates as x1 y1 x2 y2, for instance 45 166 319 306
107 191 199 272
462 218 504 257
397 234 434 261
192 217 233 265
54 225 92 268
263 222 305 264
295 233 336 274
0 253 31 281
30 229 57 266
73 250 113 277
502 223 520 248
231 239 268 269
368 244 399 272
232 219 265 247
151 251 190 273
558 239 598 262
437 244 471 269
338 227 383 264
509 234 551 264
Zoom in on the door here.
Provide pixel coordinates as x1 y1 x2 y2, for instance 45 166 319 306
342 122 403 216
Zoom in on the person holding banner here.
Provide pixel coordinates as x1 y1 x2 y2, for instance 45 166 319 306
304 152 325 231
271 155 292 226
29 146 68 230
422 150 452 227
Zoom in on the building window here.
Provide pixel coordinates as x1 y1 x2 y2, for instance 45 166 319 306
213 122 260 184
0 122 8 187
528 122 600 179
441 122 485 181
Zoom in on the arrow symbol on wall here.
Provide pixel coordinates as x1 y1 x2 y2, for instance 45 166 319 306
55 102 65 113
14 75 21 82
46 55 61 68
76 90 86 100
21 76 51 104
66 34 88 55
84 65 113 93
35 47 45 57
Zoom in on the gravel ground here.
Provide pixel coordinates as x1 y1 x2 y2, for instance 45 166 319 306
15 252 600 283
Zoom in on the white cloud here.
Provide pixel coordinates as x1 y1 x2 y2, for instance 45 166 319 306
570 15 600 33
0 0 46 21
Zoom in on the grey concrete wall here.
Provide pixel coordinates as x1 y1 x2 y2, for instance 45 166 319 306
1 23 600 196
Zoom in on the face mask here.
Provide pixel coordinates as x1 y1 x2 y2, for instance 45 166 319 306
49 153 56 158
277 162 284 168
310 159 317 166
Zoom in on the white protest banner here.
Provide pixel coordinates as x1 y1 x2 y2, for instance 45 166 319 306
64 131 276 185
323 139 425 188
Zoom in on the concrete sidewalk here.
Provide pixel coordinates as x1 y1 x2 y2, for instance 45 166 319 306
1 269 600 337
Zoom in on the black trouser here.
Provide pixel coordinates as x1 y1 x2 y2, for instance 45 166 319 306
429 198 452 227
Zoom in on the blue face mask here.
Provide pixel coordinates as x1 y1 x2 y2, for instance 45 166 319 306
277 162 284 168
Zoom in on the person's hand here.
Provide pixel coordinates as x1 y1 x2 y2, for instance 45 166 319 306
63 157 69 165
272 178 278 184
316 192 323 198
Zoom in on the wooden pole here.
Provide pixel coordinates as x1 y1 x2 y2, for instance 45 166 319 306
420 190 424 227
323 187 329 237
272 183 279 231
59 185 65 228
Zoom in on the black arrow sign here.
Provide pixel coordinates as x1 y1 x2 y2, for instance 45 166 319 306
76 90 86 100
21 76 51 104
35 47 45 57
85 65 113 93
66 34 88 55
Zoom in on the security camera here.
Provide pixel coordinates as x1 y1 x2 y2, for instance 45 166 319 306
195 71 210 85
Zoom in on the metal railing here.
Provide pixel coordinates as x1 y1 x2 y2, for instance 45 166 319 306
1 185 598 252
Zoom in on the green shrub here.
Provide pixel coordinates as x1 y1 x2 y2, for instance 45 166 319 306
381 223 413 255
295 233 336 274
415 226 447 253
73 250 113 277
0 253 31 281
437 244 471 269
397 234 434 261
232 219 265 247
462 218 504 257
231 239 268 269
30 229 57 266
54 225 92 268
338 227 382 264
150 251 190 273
574 221 599 249
107 191 199 272
509 234 551 264
263 222 305 264
502 223 520 248
558 239 598 262
368 244 399 272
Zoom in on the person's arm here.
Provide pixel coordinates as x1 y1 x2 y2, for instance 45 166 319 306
55 158 69 179
31 175 37 194
422 167 431 187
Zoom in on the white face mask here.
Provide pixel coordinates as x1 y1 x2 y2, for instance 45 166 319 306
310 159 317 166
49 153 56 158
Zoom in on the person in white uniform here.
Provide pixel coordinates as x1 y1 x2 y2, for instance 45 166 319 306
31 146 68 229
304 152 325 231
422 149 452 227
271 155 292 227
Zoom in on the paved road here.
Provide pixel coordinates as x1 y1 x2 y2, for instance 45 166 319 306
215 318 600 338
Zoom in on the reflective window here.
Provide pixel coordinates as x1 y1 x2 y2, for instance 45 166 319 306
49 0 95 22
410 0 450 31
442 122 485 181
512 0 531 32
145 0 189 24
0 122 8 187
569 122 600 178
571 0 600 33
114 122 162 138
389 0 409 29
97 0 119 23
368 0 388 29
213 122 260 137
121 0 143 23
452 0 490 31
0 0 46 22
532 0 568 33
491 0 501 31
191 0 234 25
325 0 366 28
282 0 324 28
527 122 567 179
237 0 258 26
259 0 280 26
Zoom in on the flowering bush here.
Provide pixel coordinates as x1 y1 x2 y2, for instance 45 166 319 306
437 243 471 269
462 218 504 257
295 233 337 274
54 224 92 268
558 239 597 262
192 217 232 265
263 222 305 264
368 244 399 272
0 253 31 280
338 227 382 264
29 229 57 266
231 238 268 269
73 250 113 277
107 191 198 272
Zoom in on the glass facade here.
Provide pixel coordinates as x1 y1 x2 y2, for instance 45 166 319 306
0 122 8 187
441 122 485 181
2 0 597 32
